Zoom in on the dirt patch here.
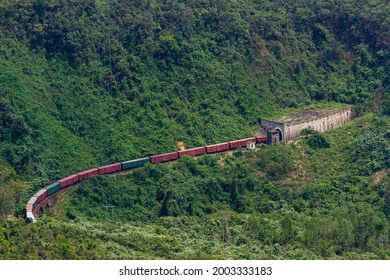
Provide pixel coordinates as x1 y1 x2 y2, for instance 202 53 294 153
4 214 17 221
373 169 388 185
280 140 308 190
217 156 226 167
255 131 266 138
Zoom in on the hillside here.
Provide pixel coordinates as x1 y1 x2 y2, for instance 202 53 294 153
0 0 389 259
1 114 389 259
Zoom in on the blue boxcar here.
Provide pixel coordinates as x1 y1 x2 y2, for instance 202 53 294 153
44 182 61 196
121 157 150 170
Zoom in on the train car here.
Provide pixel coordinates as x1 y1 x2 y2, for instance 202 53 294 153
178 147 206 158
98 163 122 175
25 204 33 212
121 157 150 170
26 196 38 212
205 142 230 154
26 211 36 223
78 168 99 180
33 189 48 203
150 152 179 163
256 136 267 143
44 182 61 196
229 137 257 149
58 174 79 188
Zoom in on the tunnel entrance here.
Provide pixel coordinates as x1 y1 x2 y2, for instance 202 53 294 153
267 128 283 144
275 128 283 141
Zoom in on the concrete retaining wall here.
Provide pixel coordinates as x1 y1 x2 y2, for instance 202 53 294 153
284 106 352 142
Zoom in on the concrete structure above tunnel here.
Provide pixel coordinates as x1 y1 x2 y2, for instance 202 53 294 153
260 106 353 143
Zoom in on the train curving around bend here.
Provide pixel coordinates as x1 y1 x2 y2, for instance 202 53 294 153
25 136 267 222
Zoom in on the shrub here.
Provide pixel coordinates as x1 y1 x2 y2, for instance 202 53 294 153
300 128 330 149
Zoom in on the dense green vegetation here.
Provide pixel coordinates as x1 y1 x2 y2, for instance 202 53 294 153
1 114 389 259
0 0 389 259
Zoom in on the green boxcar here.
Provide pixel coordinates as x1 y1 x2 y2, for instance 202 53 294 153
45 182 61 196
121 157 150 170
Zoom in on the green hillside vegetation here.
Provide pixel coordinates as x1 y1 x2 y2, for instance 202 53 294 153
0 0 389 259
1 114 389 259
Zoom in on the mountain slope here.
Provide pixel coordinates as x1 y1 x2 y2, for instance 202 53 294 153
0 0 388 251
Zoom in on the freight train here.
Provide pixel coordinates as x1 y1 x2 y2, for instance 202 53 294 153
25 136 267 222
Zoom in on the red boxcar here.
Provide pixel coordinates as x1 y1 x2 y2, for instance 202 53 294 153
205 142 230 154
229 137 257 149
58 174 79 188
33 189 48 203
150 152 179 163
178 147 206 158
78 168 99 180
256 136 268 143
98 163 122 175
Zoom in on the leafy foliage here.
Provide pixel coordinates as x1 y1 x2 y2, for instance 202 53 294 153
300 128 330 149
349 119 390 174
0 116 389 259
0 0 388 177
0 0 389 259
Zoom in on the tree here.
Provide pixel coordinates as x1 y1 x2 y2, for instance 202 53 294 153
300 128 330 149
0 186 14 216
158 190 173 217
383 189 390 221
280 215 297 245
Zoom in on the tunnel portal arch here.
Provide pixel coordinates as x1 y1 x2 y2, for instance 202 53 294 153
274 127 283 141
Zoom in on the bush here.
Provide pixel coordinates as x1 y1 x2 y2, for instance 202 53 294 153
350 129 390 174
300 128 330 149
257 145 297 179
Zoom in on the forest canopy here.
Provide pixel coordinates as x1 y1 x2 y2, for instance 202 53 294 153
0 0 389 260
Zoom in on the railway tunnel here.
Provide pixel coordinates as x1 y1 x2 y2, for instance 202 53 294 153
259 106 352 143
